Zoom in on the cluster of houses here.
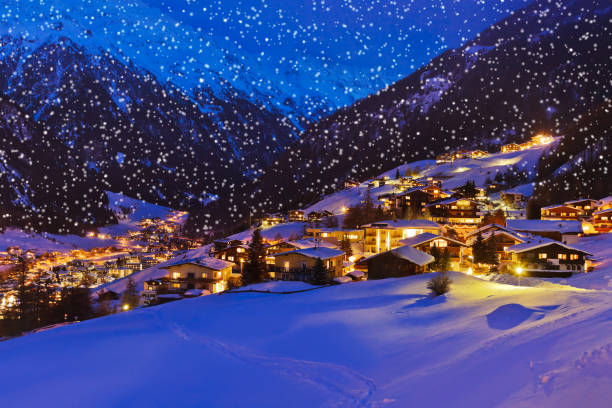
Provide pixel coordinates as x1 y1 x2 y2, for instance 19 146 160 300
540 197 612 234
436 134 554 163
142 196 609 303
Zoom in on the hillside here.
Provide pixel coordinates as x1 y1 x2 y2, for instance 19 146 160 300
2 273 611 407
235 0 612 226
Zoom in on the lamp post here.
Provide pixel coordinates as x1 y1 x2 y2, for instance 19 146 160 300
516 266 523 287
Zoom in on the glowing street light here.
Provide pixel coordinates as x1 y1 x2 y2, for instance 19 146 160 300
122 304 130 311
516 266 523 287
467 267 473 275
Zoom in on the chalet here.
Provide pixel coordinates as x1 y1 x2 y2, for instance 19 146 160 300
506 219 583 245
307 210 333 222
540 204 581 220
261 213 285 228
363 219 442 254
506 239 592 277
213 243 249 273
501 143 520 153
564 199 600 217
425 198 481 225
305 228 364 245
267 239 336 257
212 238 244 252
344 180 360 189
362 246 434 279
399 232 468 264
436 153 452 164
288 210 306 222
467 230 526 263
391 185 450 214
531 134 554 145
466 223 513 239
161 257 234 293
452 150 470 160
592 208 612 233
470 150 488 159
597 196 612 211
500 191 525 205
271 247 345 281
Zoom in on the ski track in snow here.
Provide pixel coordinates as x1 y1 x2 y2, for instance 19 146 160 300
154 314 378 407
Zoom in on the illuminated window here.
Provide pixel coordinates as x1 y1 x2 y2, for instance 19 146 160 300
172 272 181 279
172 283 180 288
431 239 447 248
538 253 547 259
228 256 234 261
237 248 245 253
202 272 208 279
558 253 567 260
322 233 329 238
570 254 579 260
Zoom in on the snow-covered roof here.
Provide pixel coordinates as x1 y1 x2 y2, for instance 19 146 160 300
506 219 583 234
465 223 511 237
272 247 345 260
564 198 599 205
593 208 612 216
506 239 592 255
365 246 434 266
363 219 442 230
541 204 578 211
424 198 478 208
333 276 352 283
286 239 337 250
399 232 467 247
163 256 235 271
466 230 526 246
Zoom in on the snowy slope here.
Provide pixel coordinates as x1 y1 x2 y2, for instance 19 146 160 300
2 273 612 407
300 144 550 215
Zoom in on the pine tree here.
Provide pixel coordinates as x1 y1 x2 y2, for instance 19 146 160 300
484 235 500 266
429 246 441 271
121 277 140 310
439 247 451 272
395 169 401 179
472 233 486 264
243 228 268 285
339 237 353 260
311 258 329 285
59 286 93 322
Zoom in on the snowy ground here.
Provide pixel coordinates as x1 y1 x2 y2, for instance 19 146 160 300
1 272 611 407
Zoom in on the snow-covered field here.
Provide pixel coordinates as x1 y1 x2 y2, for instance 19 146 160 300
1 273 611 407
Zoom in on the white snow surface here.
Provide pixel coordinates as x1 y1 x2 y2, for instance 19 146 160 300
2 272 612 407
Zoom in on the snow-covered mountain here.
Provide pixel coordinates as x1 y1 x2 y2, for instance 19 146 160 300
241 0 611 223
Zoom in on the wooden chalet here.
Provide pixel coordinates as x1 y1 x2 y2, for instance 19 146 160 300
467 230 526 263
261 213 285 227
506 239 592 277
500 191 525 205
592 208 612 233
305 227 364 245
270 247 345 281
564 199 600 217
361 246 434 279
161 257 235 293
425 198 481 225
470 150 488 159
540 204 581 220
288 209 306 222
363 219 442 254
399 232 468 264
501 143 520 153
212 243 249 273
